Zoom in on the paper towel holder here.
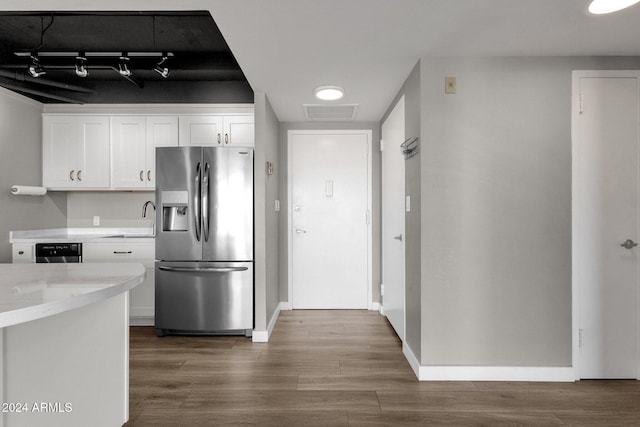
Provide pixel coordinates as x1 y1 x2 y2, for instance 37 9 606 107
10 185 47 196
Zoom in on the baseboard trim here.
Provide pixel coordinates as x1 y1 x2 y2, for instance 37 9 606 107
370 301 380 312
402 343 574 382
252 301 287 343
129 316 154 326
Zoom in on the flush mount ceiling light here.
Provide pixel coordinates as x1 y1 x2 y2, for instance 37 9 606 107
588 0 640 14
314 85 345 101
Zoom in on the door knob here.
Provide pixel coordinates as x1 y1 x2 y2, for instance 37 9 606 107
295 229 307 234
621 239 638 249
393 234 403 242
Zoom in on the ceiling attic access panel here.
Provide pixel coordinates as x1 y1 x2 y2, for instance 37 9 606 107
0 11 253 104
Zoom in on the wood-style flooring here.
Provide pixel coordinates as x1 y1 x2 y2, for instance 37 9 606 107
126 310 640 426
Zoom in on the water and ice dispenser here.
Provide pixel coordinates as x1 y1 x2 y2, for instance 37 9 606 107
160 191 189 232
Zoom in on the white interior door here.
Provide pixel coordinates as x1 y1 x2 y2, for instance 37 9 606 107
382 97 406 339
575 73 640 379
289 131 370 309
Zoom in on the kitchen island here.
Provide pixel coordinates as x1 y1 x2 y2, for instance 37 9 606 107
0 263 144 427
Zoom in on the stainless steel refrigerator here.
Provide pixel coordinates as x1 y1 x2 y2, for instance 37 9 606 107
154 146 253 336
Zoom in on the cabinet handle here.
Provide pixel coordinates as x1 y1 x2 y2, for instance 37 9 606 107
225 133 229 144
70 170 75 181
217 133 221 144
147 170 151 181
113 251 133 254
77 170 82 181
139 170 144 182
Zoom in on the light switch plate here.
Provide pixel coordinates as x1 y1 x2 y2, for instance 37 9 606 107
445 76 456 94
275 200 280 212
93 215 100 226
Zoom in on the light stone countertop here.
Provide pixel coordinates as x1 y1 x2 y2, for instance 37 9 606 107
9 227 155 243
0 263 145 328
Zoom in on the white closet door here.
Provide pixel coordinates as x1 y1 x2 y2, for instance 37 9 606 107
382 96 406 339
575 73 639 379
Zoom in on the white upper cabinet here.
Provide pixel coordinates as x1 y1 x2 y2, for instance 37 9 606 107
43 115 110 189
179 115 224 146
111 116 147 189
179 115 254 147
43 109 252 191
146 116 179 188
111 116 178 189
224 115 255 147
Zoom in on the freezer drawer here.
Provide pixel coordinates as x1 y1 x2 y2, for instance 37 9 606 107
155 261 253 336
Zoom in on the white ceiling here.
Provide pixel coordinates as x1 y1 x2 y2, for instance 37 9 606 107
5 0 640 122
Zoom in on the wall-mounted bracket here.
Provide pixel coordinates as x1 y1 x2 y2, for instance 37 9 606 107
400 137 419 159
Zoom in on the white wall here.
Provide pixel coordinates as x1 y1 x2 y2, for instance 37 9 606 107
419 56 640 367
0 88 66 261
66 192 155 228
254 92 281 332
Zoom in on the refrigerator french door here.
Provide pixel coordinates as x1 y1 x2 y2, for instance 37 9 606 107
155 146 253 336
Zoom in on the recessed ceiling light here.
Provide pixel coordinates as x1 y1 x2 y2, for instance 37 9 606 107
314 85 345 101
588 0 640 14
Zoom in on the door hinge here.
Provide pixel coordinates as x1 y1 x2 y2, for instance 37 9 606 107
365 209 371 225
579 93 584 114
579 328 584 348
380 139 384 152
380 283 384 296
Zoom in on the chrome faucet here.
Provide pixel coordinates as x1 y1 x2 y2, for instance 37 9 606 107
142 201 156 235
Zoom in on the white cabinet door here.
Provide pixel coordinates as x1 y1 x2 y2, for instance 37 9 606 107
223 115 254 147
111 116 178 189
83 241 155 322
12 244 34 263
146 116 179 187
43 115 110 189
76 116 110 188
43 116 78 188
179 115 224 146
111 116 147 189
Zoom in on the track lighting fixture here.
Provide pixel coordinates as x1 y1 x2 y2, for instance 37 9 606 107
154 54 170 78
27 54 46 78
75 54 88 77
16 50 174 83
118 55 132 77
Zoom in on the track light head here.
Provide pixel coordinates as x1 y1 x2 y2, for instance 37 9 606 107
75 55 88 77
118 55 132 77
154 54 170 78
27 53 46 78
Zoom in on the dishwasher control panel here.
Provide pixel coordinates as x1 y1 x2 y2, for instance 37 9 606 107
35 243 82 263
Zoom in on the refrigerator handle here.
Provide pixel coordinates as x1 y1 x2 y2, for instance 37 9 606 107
194 162 202 242
202 162 210 242
159 266 249 273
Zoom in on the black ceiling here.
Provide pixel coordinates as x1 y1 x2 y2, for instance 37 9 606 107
0 11 253 104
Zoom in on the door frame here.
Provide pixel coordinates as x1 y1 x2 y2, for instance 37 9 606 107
287 129 373 310
571 70 640 380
